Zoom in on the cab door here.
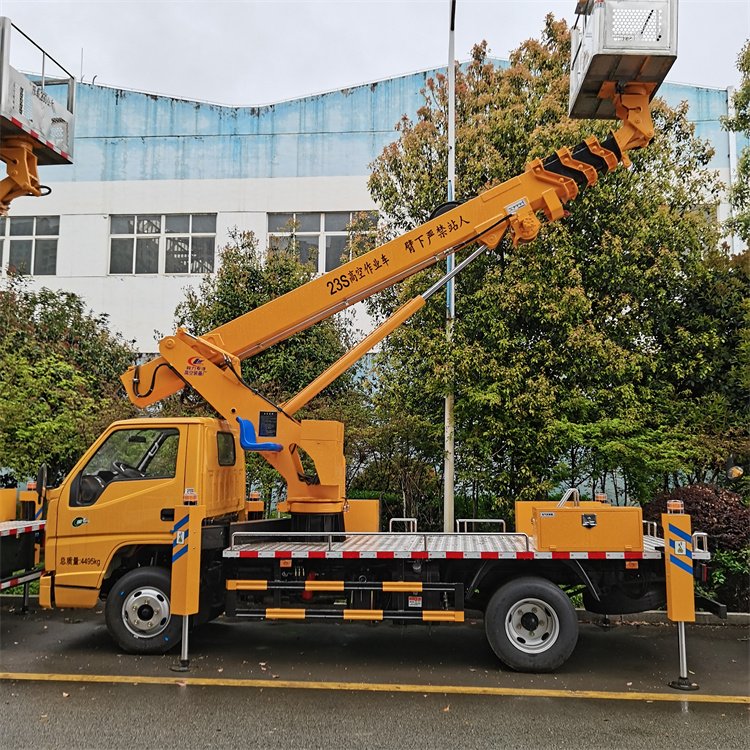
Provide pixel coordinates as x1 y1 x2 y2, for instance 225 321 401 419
54 424 187 595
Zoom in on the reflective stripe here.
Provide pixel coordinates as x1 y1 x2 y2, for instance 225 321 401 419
265 609 306 620
224 548 667 561
669 554 693 575
171 514 189 534
0 569 43 590
226 580 268 591
0 521 45 537
382 581 423 593
668 523 692 545
422 611 465 622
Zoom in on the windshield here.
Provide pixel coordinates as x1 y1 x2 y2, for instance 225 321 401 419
83 428 180 477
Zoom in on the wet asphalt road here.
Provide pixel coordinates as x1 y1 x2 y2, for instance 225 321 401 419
1 601 748 749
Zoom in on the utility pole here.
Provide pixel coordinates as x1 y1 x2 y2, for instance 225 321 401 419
443 0 457 533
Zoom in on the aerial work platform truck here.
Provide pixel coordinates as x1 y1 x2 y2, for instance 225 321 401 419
1 1 714 677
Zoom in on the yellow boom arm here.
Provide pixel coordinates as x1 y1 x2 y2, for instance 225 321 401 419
121 83 655 518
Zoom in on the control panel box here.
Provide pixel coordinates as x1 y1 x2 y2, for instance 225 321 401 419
531 505 643 551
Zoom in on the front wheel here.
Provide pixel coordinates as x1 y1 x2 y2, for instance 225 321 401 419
485 577 578 672
105 566 182 654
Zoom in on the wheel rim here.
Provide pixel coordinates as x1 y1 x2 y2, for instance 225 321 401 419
505 597 560 654
122 586 171 639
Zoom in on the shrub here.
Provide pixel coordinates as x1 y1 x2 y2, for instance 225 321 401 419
644 484 749 611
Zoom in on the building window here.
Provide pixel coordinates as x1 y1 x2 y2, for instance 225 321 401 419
109 213 216 275
0 215 59 275
267 211 377 274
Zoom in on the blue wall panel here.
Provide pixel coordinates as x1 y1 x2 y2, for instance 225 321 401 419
42 66 735 183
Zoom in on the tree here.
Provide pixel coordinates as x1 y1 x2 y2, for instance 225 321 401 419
0 276 136 482
174 229 366 499
722 40 750 247
358 16 746 526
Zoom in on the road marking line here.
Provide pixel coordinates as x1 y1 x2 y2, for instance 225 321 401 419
0 672 748 704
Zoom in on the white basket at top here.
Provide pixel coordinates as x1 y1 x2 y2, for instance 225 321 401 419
569 0 678 120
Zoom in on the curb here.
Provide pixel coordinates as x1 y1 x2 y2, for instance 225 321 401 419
576 608 750 627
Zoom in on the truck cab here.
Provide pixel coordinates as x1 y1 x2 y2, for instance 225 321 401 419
40 418 244 609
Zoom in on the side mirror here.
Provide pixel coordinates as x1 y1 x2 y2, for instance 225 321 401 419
36 463 48 503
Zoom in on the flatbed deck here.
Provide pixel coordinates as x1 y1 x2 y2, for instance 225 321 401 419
224 531 710 561
0 520 45 591
0 520 45 537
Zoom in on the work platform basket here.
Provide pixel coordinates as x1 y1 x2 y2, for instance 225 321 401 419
569 0 678 119
0 16 75 164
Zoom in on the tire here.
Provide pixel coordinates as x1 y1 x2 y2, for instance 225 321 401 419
105 566 182 655
484 577 578 673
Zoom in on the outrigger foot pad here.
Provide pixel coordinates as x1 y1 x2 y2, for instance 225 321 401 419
668 676 699 691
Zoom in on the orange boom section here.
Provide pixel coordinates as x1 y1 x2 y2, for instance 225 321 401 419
121 83 656 519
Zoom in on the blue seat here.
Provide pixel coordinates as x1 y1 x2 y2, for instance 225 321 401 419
236 416 283 452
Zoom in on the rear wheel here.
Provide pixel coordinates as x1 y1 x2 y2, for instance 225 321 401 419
485 577 578 672
105 566 181 654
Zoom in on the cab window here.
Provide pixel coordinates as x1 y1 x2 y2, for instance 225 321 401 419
217 432 236 466
72 427 180 506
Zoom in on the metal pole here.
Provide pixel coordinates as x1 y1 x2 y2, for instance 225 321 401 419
726 86 739 255
677 622 688 677
171 616 191 672
668 621 699 690
443 0 457 534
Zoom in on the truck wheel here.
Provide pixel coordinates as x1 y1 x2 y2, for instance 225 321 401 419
485 577 578 672
105 566 181 655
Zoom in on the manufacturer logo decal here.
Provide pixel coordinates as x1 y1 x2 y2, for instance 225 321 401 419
72 516 89 528
184 357 207 378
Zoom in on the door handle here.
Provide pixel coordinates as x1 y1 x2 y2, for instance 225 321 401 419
160 508 175 522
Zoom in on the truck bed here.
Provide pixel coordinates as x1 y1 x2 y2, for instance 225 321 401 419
0 520 45 590
223 530 709 561
0 520 45 538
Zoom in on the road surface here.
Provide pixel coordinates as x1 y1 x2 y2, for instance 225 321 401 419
1 601 748 749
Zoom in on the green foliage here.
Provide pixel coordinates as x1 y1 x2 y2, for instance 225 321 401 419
644 485 750 610
358 16 749 527
722 40 750 246
175 228 356 402
173 229 366 498
708 548 750 612
0 276 136 482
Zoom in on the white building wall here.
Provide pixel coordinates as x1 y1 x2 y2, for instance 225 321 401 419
2 76 741 353
9 176 375 351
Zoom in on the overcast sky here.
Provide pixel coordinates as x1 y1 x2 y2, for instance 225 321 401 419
1 0 747 106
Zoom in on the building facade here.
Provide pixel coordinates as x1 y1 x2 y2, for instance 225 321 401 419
0 65 743 352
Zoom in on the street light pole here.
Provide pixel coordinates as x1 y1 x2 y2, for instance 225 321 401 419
443 0 457 533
